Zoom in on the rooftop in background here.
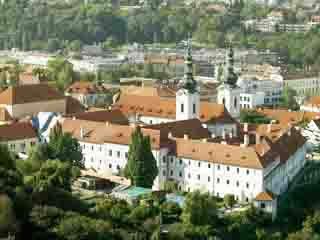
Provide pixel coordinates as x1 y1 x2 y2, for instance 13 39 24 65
114 94 235 124
66 82 110 95
0 122 37 141
67 109 129 125
256 108 320 125
0 84 65 105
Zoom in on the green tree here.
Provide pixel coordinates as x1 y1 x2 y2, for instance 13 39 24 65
281 86 298 110
181 190 217 226
47 38 61 52
143 63 155 78
124 126 158 188
48 122 83 168
30 159 73 192
0 194 19 237
224 194 236 208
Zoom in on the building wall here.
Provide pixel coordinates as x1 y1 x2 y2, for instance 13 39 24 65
176 90 200 121
5 137 38 154
68 93 108 107
264 141 307 195
284 77 320 96
139 115 174 125
217 85 241 118
2 99 66 119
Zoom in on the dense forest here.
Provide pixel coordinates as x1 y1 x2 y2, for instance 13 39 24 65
1 0 320 72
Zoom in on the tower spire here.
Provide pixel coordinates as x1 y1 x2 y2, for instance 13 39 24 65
178 33 197 93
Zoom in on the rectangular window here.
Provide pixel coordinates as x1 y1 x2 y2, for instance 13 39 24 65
246 170 250 175
217 165 220 170
162 156 166 163
227 180 230 184
91 146 94 151
198 162 201 167
179 159 183 165
246 183 249 188
170 170 173 176
208 164 211 169
193 103 196 114
197 174 200 180
125 152 128 159
217 178 220 183
163 170 166 176
227 166 230 171
188 173 191 179
109 150 112 156
179 172 182 177
109 164 112 168
181 103 184 113
237 168 239 173
208 176 211 182
117 151 120 158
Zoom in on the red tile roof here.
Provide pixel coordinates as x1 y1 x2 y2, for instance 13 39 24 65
68 109 129 125
66 82 110 95
114 94 235 124
0 84 65 105
255 191 276 201
0 122 37 141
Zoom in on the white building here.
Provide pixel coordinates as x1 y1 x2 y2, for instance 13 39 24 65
60 117 307 219
65 82 111 107
0 122 38 155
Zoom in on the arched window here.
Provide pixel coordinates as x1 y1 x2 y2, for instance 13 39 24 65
234 97 237 108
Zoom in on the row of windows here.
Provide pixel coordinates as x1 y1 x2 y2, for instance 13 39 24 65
82 145 129 159
9 141 35 150
163 157 251 175
217 178 250 188
240 96 251 102
88 159 121 170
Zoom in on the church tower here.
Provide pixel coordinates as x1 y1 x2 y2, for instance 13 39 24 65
217 42 242 118
176 36 200 121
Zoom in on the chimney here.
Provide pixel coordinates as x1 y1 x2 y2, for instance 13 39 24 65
256 133 261 145
241 134 249 147
244 123 248 132
244 134 249 146
168 132 173 138
80 126 84 139
184 134 189 140
229 132 233 139
267 123 272 133
288 123 292 136
222 129 226 140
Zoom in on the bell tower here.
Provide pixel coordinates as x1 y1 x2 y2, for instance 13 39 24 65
176 35 200 121
217 41 242 118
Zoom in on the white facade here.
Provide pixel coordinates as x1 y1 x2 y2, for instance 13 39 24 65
5 137 38 154
217 84 241 118
240 92 265 109
175 89 200 121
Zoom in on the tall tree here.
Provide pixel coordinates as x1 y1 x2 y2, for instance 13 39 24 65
181 190 217 226
48 122 83 168
124 126 158 188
